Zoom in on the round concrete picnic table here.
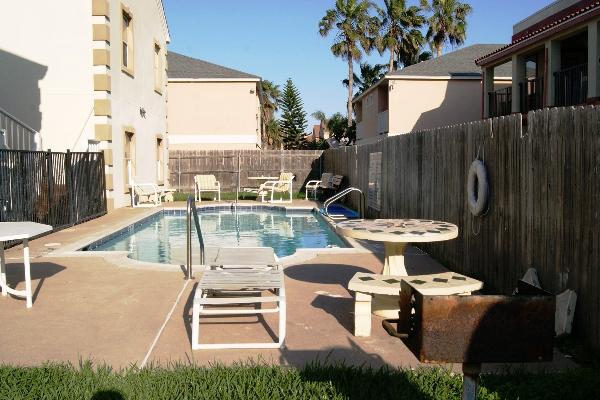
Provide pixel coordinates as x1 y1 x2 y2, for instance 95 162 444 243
0 222 53 308
336 218 458 317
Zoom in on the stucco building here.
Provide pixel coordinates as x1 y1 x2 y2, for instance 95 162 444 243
353 45 511 143
478 0 600 118
0 0 170 210
167 52 262 150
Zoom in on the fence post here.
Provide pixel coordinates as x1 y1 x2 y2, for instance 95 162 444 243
18 151 27 221
65 149 75 224
236 153 240 203
46 149 53 226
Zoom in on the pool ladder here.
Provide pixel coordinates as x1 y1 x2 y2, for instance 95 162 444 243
186 195 205 279
323 187 365 220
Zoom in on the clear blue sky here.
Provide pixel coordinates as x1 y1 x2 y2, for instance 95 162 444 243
163 0 554 127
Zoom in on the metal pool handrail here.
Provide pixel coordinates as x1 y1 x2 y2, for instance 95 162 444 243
323 187 365 219
186 195 205 279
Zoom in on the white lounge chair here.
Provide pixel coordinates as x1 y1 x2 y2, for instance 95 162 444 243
244 172 294 203
191 268 286 349
194 175 221 202
207 247 281 270
130 181 163 207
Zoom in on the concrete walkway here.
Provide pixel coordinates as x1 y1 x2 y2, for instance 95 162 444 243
0 204 576 371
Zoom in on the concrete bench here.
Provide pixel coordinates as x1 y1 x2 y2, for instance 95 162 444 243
348 272 483 337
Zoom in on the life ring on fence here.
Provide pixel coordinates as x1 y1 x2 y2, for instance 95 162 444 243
467 159 489 216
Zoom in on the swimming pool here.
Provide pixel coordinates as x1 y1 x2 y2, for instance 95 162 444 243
83 207 347 264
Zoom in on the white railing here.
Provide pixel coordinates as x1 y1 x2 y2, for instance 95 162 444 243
377 110 389 135
0 106 42 151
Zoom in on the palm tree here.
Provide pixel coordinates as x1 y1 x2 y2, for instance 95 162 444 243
378 0 426 71
421 0 472 57
265 118 282 149
311 110 330 140
399 47 432 67
396 28 430 67
260 80 281 148
342 63 387 94
319 0 380 128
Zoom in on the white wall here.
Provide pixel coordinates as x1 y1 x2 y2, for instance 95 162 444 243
107 0 169 208
0 1 94 152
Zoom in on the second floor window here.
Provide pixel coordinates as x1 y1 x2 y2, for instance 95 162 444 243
122 9 134 74
154 42 163 92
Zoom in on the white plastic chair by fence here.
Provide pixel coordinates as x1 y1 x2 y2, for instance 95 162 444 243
305 172 333 200
194 175 221 202
245 172 294 203
130 181 163 207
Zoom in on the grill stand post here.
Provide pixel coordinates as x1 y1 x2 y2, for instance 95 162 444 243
462 363 482 400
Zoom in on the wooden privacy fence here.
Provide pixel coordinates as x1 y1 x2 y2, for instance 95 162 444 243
0 149 107 247
324 106 600 349
169 150 324 193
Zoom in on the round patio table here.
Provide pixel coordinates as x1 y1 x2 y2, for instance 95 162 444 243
336 218 458 317
0 222 53 308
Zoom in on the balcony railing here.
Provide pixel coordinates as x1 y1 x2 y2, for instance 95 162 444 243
519 77 544 113
0 106 42 151
554 63 588 107
488 87 512 117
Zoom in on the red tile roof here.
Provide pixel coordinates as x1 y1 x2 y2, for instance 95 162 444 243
476 1 600 66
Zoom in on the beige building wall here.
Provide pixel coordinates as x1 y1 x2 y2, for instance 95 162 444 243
388 78 483 134
355 89 381 144
356 77 512 141
0 1 95 151
167 80 261 150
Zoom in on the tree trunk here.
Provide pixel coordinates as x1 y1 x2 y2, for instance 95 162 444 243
389 48 395 71
261 109 267 149
436 44 442 57
347 56 354 128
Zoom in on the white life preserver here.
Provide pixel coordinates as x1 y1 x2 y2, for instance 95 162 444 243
467 159 489 216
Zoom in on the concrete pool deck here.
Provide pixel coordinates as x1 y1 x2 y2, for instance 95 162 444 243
0 202 576 371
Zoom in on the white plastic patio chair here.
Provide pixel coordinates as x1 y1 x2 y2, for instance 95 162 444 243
194 175 221 202
191 269 286 349
130 181 163 207
305 172 333 200
245 172 294 203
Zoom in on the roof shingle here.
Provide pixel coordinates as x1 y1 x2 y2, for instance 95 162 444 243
167 51 260 80
389 44 512 78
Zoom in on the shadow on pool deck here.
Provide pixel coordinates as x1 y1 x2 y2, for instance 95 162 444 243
284 263 373 285
2 262 66 306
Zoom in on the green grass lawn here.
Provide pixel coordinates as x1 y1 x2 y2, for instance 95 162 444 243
1 361 598 400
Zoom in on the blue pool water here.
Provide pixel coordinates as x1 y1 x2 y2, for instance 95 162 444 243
84 208 346 264
320 204 360 218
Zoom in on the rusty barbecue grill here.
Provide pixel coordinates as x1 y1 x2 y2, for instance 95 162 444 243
383 280 555 400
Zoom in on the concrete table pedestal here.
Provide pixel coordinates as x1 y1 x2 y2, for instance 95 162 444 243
348 271 483 336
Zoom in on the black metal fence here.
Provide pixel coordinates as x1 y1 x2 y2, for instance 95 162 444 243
554 63 588 107
488 86 512 117
0 149 107 245
519 77 544 113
